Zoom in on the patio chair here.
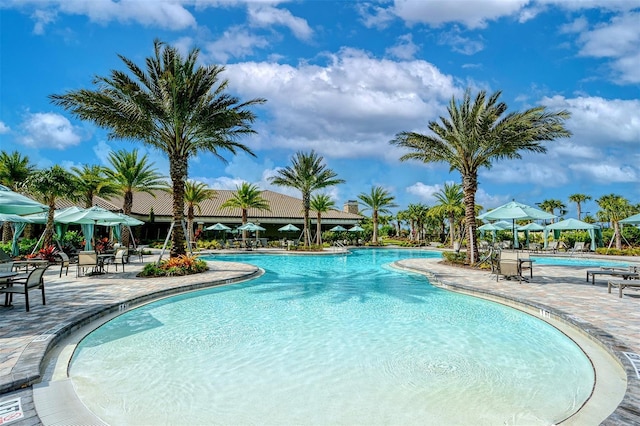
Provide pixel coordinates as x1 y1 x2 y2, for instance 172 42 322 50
569 241 588 256
0 248 12 263
77 251 98 277
54 251 70 277
543 241 559 253
497 259 522 283
0 265 48 312
106 248 127 272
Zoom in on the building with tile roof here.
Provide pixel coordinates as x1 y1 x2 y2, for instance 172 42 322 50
56 189 363 242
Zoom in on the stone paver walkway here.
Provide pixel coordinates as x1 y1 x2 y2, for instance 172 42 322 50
0 249 638 425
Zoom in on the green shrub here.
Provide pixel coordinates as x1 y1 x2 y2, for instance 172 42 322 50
442 251 466 264
138 254 208 277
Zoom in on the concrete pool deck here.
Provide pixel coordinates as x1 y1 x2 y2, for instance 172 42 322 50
0 248 638 425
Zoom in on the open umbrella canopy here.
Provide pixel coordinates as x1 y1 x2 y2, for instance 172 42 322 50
348 225 365 232
0 213 35 223
278 223 300 232
477 221 511 231
478 201 556 221
544 218 600 251
56 206 127 225
621 213 640 225
0 184 48 215
237 222 266 231
100 212 144 227
206 223 232 231
518 222 545 231
478 201 556 248
22 206 85 224
329 225 347 232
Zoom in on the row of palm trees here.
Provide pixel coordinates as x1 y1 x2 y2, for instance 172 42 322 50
5 39 636 258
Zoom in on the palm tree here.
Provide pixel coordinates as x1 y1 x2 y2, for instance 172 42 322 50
0 151 36 242
50 39 266 257
405 203 429 242
270 151 344 247
72 164 121 208
221 182 270 243
537 199 567 223
568 193 591 220
391 89 571 263
25 166 77 248
357 186 397 245
430 183 464 248
310 194 336 245
183 180 216 245
596 194 632 250
105 149 167 247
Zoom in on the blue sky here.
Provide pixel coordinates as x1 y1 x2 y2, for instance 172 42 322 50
1 0 639 218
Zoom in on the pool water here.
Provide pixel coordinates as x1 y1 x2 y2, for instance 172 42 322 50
531 256 628 268
69 249 594 425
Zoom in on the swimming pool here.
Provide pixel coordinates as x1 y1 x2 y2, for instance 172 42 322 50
69 249 595 425
531 256 629 268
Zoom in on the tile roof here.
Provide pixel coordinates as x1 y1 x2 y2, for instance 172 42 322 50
58 190 363 224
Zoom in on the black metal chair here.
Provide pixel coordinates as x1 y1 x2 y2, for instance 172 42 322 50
0 265 48 312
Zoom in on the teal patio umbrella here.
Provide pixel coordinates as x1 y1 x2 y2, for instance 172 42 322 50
477 221 511 242
278 224 300 232
329 225 347 232
518 222 545 246
620 213 640 225
0 213 35 256
0 184 47 215
206 223 232 231
57 206 133 250
237 222 266 243
544 218 600 251
478 201 556 248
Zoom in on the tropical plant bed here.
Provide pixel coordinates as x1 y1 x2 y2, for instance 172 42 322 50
138 255 208 278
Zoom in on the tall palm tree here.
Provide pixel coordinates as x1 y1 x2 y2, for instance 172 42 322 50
568 193 591 220
596 194 632 250
536 199 567 223
221 182 270 243
391 89 571 263
270 151 344 247
71 164 121 208
0 151 36 242
310 193 336 245
430 182 464 248
105 149 167 247
357 186 397 245
183 180 216 245
25 166 77 248
50 39 266 257
405 203 429 242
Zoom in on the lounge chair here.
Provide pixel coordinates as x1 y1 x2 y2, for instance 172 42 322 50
570 241 589 256
607 278 640 298
586 266 639 285
527 243 540 253
543 241 559 253
0 265 48 312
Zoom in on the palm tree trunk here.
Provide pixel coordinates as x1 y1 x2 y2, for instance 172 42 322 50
241 209 248 243
614 221 622 249
122 190 133 248
372 210 379 244
2 223 12 243
449 214 455 248
43 199 56 248
462 174 479 264
303 193 311 247
316 213 322 245
170 158 187 257
187 207 195 247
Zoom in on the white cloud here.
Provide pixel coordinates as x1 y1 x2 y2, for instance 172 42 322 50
541 95 640 147
569 163 637 183
405 182 442 203
559 16 589 34
481 161 570 187
247 4 313 40
203 26 270 63
386 34 420 60
19 112 84 149
225 48 460 159
0 122 10 134
356 3 397 29
438 27 484 55
474 188 510 211
391 0 529 29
